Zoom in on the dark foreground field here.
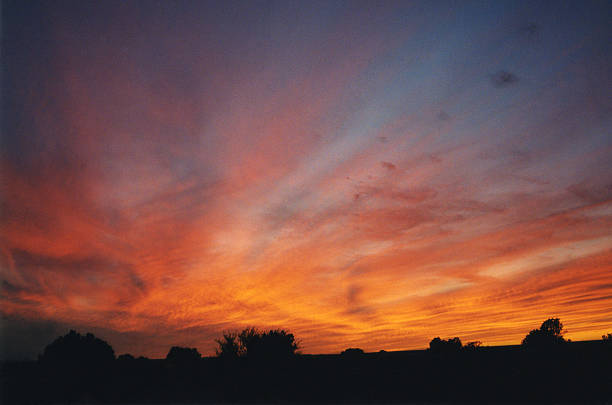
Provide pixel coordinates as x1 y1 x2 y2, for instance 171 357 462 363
2 340 611 404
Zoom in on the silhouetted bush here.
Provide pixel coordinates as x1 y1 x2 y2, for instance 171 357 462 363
215 327 299 361
429 336 462 354
216 331 243 359
166 346 201 364
340 347 364 360
245 328 299 361
341 348 364 358
463 341 482 351
602 333 612 349
522 318 566 349
38 329 115 368
36 330 115 402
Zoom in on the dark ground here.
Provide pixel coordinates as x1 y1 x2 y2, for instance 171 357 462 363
2 340 611 404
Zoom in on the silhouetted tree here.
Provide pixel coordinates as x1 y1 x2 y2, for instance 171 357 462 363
215 331 243 359
540 318 564 336
238 327 260 356
522 318 566 348
37 330 115 401
602 333 612 347
166 346 201 364
429 337 462 354
39 329 115 368
246 329 299 361
429 337 443 352
215 327 299 361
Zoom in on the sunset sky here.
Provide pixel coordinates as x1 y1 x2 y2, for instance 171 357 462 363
2 0 612 360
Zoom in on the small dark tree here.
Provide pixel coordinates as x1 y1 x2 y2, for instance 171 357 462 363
341 347 364 356
447 337 462 349
540 318 564 336
522 318 566 348
429 336 462 354
166 346 201 364
429 337 443 350
463 341 482 351
341 348 365 359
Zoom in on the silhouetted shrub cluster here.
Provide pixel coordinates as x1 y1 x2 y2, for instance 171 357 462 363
428 337 484 354
429 336 463 353
215 327 299 361
463 340 482 351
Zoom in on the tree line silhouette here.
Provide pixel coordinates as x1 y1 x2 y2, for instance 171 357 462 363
2 318 610 404
427 318 567 354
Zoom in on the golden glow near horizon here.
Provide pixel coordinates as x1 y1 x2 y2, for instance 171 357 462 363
2 1 612 358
